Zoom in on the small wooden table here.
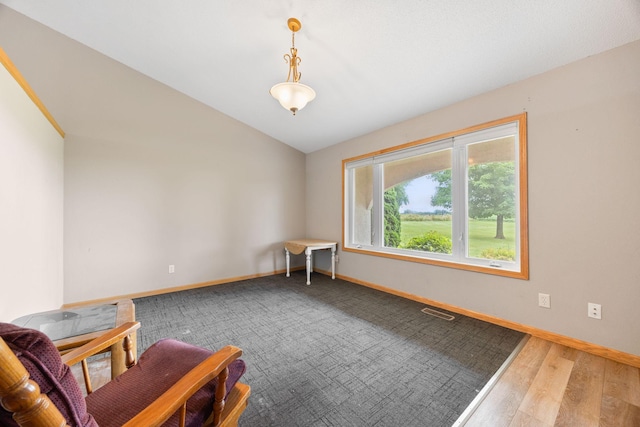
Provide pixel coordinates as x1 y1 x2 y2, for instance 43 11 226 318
12 299 136 379
285 239 337 285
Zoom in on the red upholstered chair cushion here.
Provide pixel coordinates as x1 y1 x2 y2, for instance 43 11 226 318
1 324 246 427
0 322 98 427
85 338 247 427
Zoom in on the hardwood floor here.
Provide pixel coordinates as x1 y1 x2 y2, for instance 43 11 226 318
74 335 640 426
463 336 640 427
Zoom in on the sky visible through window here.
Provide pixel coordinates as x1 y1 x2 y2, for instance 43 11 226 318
400 176 439 213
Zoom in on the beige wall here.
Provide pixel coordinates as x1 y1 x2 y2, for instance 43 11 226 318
0 7 307 304
3 5 639 356
0 57 64 321
306 40 640 356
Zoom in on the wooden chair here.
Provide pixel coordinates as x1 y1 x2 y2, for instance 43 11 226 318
0 321 250 427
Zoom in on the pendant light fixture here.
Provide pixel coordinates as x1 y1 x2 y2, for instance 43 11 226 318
270 18 316 115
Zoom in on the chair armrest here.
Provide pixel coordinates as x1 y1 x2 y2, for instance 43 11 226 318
60 321 141 367
122 345 243 427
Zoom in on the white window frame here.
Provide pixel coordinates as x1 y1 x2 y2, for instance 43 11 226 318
342 113 528 279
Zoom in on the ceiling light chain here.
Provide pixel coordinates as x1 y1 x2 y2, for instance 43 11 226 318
285 30 302 83
270 17 316 115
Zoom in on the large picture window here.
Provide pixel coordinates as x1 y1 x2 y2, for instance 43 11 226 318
343 113 528 279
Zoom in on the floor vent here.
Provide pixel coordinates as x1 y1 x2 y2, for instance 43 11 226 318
421 307 455 321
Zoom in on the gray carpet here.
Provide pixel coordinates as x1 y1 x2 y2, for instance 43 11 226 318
133 271 523 426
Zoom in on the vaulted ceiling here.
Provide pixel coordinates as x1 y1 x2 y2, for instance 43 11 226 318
1 1 639 153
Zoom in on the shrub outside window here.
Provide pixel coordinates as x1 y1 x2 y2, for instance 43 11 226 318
343 113 528 279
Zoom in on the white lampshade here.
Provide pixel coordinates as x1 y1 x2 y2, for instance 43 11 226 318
270 82 316 115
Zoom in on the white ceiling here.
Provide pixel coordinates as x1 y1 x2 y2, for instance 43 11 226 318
2 1 639 153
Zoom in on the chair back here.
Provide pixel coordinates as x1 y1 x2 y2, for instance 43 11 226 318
0 323 98 427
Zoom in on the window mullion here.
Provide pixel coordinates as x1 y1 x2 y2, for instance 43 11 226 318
372 163 384 247
451 145 466 260
346 168 355 244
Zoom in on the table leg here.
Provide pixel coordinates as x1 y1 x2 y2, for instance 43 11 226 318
305 247 312 285
331 245 336 279
285 248 290 277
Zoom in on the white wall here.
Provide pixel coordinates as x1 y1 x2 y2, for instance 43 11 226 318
0 7 307 304
0 57 64 321
306 40 640 356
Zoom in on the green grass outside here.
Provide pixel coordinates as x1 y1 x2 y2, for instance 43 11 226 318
400 219 516 258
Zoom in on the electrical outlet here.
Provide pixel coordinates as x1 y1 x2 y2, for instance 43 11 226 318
588 302 601 319
334 255 340 263
538 293 550 308
169 264 175 274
